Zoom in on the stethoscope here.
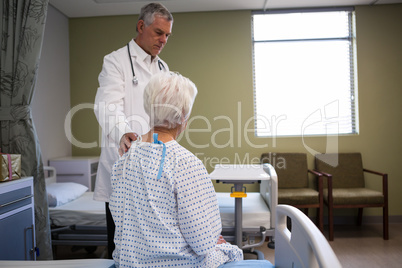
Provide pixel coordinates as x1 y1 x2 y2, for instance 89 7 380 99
127 43 166 85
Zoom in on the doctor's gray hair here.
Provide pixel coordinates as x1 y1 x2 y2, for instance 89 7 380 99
137 3 173 32
144 72 198 129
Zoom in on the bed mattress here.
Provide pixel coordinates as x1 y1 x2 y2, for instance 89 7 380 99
49 191 270 229
216 192 271 229
49 192 106 226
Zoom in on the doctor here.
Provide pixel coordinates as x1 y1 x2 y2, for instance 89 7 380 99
93 2 173 259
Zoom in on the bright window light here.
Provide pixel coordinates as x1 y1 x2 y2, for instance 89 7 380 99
252 8 359 137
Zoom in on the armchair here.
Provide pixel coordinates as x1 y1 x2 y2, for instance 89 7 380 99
261 153 323 232
315 153 388 241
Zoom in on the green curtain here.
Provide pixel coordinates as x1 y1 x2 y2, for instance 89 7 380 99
0 0 52 260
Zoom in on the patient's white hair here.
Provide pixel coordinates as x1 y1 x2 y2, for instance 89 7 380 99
144 72 198 129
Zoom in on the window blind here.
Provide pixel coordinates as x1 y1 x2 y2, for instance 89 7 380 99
252 8 358 137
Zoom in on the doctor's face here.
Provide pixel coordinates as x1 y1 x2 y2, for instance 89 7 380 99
137 15 172 57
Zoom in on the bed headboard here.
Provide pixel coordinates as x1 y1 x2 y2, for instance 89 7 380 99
44 166 57 185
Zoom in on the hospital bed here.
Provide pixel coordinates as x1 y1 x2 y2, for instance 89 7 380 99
44 166 107 253
45 164 277 256
211 164 278 254
0 204 341 267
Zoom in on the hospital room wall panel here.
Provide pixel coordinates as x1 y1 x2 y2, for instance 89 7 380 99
68 15 143 156
33 5 72 165
66 5 402 217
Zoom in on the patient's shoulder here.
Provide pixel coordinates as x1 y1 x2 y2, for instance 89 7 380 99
165 141 206 171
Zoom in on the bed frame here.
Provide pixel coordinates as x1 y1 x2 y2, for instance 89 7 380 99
212 164 278 255
0 204 341 267
275 205 341 267
44 166 107 254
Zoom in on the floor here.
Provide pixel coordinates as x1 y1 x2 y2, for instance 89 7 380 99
54 223 402 268
254 223 402 268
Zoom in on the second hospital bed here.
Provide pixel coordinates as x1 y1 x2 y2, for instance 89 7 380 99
44 166 107 251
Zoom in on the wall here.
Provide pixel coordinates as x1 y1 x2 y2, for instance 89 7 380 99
68 5 402 217
32 5 72 165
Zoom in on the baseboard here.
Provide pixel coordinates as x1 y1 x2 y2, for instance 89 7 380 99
317 215 402 225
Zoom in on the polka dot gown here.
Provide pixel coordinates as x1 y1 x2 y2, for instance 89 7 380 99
110 140 243 267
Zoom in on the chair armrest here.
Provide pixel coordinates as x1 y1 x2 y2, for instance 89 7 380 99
363 169 388 198
313 170 332 184
363 168 387 177
315 170 333 188
308 169 322 177
315 170 332 179
308 169 324 189
308 170 324 205
314 170 333 204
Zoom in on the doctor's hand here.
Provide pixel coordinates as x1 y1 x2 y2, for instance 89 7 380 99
119 132 138 156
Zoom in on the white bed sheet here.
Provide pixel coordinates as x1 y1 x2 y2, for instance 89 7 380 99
49 190 271 229
49 192 105 226
216 192 271 229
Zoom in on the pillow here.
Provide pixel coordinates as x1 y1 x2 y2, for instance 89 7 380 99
46 182 88 207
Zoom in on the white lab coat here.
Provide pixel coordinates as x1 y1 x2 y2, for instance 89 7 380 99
93 39 169 202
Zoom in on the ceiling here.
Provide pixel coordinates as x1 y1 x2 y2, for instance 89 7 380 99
50 0 402 18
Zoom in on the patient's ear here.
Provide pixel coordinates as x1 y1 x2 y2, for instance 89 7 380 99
182 121 188 130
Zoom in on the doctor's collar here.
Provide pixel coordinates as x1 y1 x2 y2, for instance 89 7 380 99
132 39 160 63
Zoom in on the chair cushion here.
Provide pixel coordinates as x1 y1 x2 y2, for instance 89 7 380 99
278 188 319 205
261 153 308 189
323 188 384 205
315 153 365 188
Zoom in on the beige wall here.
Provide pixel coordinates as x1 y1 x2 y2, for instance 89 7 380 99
33 5 71 164
69 5 402 216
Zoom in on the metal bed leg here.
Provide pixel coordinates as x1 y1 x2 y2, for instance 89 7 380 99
234 184 243 248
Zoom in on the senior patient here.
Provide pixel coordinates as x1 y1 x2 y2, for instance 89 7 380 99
109 72 243 267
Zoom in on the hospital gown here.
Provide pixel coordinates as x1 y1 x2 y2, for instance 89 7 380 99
110 140 243 267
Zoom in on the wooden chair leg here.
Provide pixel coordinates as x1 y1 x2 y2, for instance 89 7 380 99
328 205 334 241
317 206 324 233
303 208 308 215
384 205 389 240
357 208 363 226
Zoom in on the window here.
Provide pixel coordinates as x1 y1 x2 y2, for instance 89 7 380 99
252 8 358 137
